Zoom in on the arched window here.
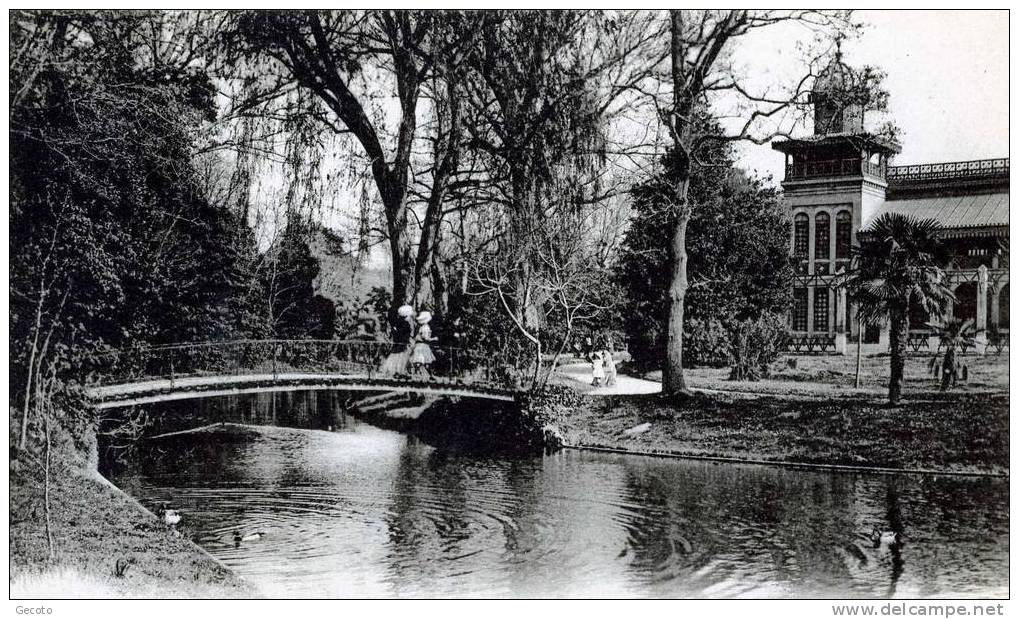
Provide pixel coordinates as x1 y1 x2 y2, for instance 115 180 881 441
815 212 830 260
835 211 852 260
793 213 809 258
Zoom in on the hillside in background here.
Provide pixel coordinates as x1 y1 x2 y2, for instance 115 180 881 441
308 226 390 334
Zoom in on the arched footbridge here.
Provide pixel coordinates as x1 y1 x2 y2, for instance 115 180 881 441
85 340 521 410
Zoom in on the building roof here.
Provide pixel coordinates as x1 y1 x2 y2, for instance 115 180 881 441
863 192 1009 232
772 132 902 155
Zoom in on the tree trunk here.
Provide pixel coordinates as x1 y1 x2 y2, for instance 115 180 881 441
508 163 546 334
414 74 460 309
662 11 695 398
855 313 863 389
940 347 956 392
662 179 691 396
887 309 908 404
386 194 415 314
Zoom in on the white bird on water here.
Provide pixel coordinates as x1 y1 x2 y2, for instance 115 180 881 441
158 503 182 527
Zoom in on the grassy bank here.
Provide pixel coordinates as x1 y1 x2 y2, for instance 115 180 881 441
10 456 256 598
553 391 1009 475
637 351 1008 399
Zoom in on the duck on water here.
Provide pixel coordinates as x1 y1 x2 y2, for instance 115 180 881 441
158 503 182 527
234 530 266 546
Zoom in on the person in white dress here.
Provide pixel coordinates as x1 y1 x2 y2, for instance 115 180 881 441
591 350 605 387
602 349 617 387
410 311 437 377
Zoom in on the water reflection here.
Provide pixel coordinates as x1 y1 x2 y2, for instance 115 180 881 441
104 393 1008 598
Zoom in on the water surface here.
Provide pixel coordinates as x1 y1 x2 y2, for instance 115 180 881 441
105 394 1008 598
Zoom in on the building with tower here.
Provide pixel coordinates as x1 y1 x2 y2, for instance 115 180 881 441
772 54 1009 354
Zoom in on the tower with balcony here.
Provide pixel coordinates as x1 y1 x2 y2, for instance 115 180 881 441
772 53 901 352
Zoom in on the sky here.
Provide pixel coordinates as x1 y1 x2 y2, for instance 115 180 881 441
734 10 1009 182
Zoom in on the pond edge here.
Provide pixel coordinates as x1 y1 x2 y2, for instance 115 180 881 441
565 443 1009 478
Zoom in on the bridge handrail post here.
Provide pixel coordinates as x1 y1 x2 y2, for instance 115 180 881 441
169 349 175 389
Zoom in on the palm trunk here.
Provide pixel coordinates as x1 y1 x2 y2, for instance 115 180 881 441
940 347 956 391
887 309 908 404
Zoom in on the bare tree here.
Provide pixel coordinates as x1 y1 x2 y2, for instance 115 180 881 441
457 10 664 331
469 182 619 390
218 11 480 320
657 10 877 396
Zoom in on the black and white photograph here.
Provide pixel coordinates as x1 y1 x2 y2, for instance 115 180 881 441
7 7 1011 608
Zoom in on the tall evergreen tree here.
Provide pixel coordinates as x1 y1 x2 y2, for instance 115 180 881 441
617 145 791 370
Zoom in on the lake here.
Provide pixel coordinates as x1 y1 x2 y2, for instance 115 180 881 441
103 392 1008 598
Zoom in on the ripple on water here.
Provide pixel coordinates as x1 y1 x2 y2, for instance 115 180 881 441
108 421 1009 599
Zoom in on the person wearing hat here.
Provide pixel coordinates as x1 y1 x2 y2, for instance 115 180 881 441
410 310 437 377
380 305 415 377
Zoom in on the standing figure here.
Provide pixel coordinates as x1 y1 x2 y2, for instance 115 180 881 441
450 316 465 375
411 311 437 377
380 305 415 377
602 349 617 387
591 350 605 387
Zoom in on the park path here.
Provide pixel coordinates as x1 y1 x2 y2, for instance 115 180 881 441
556 363 661 396
556 362 833 400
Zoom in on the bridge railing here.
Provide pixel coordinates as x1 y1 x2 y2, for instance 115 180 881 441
86 339 519 391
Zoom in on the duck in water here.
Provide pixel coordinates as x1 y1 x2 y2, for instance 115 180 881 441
871 528 901 548
233 530 266 547
158 503 182 527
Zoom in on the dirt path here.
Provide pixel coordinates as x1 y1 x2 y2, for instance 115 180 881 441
556 363 661 395
557 363 835 400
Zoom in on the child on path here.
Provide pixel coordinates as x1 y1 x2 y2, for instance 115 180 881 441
591 350 605 387
602 349 617 387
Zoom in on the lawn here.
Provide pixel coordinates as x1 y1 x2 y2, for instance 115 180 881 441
553 391 1008 475
638 348 1008 400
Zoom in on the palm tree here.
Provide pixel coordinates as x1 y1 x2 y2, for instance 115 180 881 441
927 318 979 391
841 213 952 404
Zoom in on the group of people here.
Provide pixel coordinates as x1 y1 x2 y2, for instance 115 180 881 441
379 304 437 378
575 337 617 388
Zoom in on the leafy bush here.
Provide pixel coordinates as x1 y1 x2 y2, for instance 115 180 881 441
726 313 788 381
684 318 733 367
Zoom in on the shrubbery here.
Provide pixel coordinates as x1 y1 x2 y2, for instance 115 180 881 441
684 319 733 367
726 313 788 381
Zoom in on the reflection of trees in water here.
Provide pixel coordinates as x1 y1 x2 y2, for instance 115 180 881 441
882 475 1008 598
381 445 551 596
381 440 476 595
618 461 868 597
101 390 361 479
614 461 1008 599
496 458 543 558
883 482 905 598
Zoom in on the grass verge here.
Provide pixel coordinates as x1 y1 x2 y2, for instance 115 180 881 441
10 457 256 599
552 391 1008 476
